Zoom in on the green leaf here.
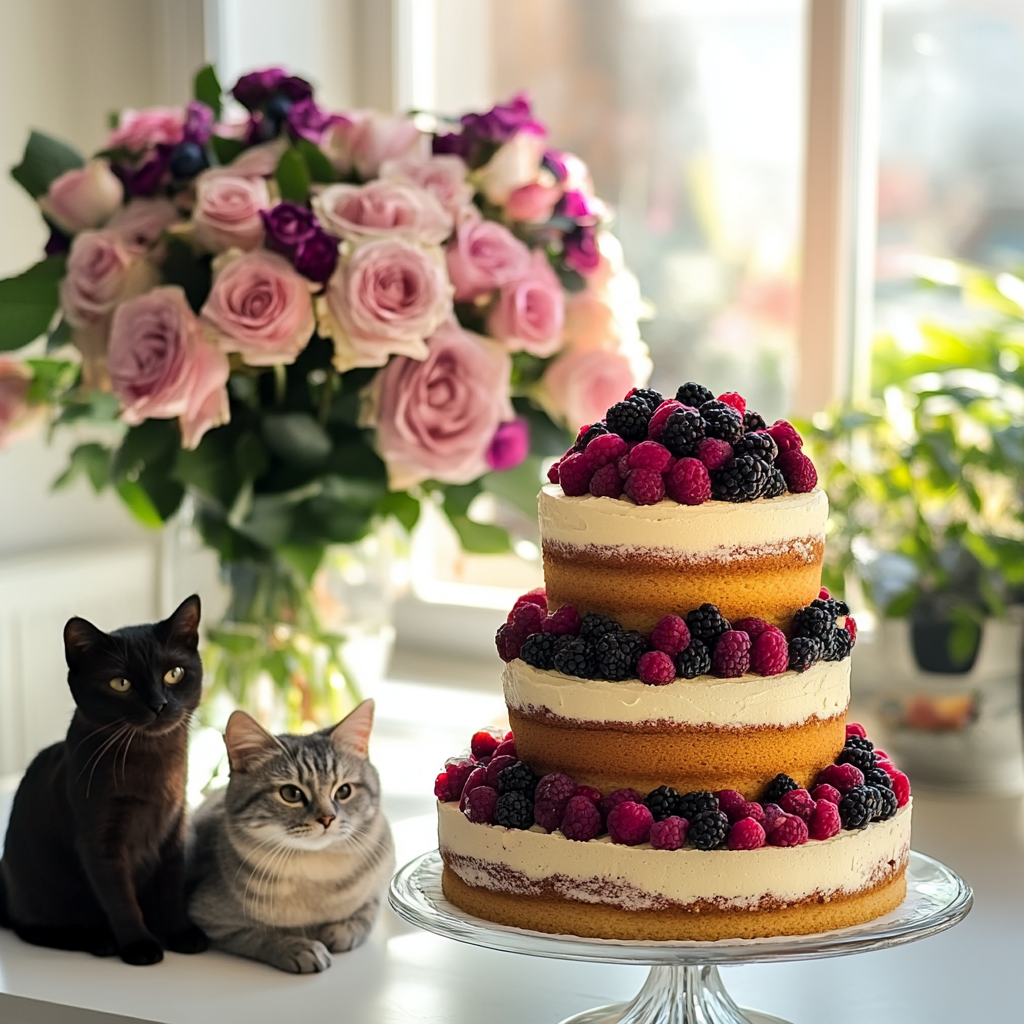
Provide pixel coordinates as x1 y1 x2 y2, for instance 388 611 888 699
25 357 76 404
111 418 180 480
54 443 111 493
210 135 246 166
482 456 543 519
275 147 311 204
0 257 66 351
161 239 212 313
295 138 336 183
376 490 420 532
193 65 223 120
46 317 72 353
11 131 84 199
116 478 165 529
262 412 332 464
448 515 511 554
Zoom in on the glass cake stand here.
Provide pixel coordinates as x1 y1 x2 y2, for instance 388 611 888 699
389 849 972 1024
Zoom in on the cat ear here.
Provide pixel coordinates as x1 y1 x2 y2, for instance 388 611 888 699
329 699 375 759
224 711 284 772
161 595 201 649
64 617 107 668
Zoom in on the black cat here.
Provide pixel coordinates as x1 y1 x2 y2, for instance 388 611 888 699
0 596 208 965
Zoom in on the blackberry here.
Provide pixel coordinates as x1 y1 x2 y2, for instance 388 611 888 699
580 612 621 640
676 382 715 408
838 786 873 829
686 604 731 647
677 791 719 819
519 632 559 670
845 735 875 753
606 398 651 441
595 630 646 681
791 603 834 640
661 407 705 457
676 638 711 678
711 455 768 502
494 791 534 829
553 637 598 678
645 785 682 821
497 761 540 797
574 423 609 451
743 410 767 432
762 773 799 804
689 809 729 850
733 432 778 463
864 767 893 790
873 785 898 821
824 627 854 662
837 745 876 772
630 388 664 411
699 400 744 444
788 635 824 672
761 467 787 499
834 599 851 617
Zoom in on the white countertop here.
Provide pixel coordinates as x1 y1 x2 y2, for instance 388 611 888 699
1 657 1021 1023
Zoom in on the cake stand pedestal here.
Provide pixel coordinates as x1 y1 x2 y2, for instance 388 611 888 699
389 849 971 1024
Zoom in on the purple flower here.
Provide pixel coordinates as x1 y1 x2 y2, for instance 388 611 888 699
486 418 530 472
232 67 287 110
279 75 313 103
260 202 319 257
44 227 71 257
543 149 570 182
114 146 171 198
563 225 601 276
557 190 599 221
184 101 214 145
293 229 339 283
432 132 468 158
286 98 336 143
460 92 545 145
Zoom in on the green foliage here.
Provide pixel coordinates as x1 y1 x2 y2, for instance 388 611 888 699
193 65 223 120
442 481 512 554
275 147 312 203
296 138 336 183
210 135 245 166
0 257 66 351
161 239 212 313
54 443 111 492
11 131 83 199
25 358 77 405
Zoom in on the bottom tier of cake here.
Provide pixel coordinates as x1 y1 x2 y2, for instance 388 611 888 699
438 800 911 941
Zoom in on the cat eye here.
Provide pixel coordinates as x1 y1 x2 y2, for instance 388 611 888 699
279 784 306 804
109 678 131 693
335 783 352 801
163 666 185 685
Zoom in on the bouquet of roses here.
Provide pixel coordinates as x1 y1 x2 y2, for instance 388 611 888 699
0 64 649 584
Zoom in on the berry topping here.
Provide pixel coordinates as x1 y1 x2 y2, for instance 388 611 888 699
492 735 517 760
676 381 715 407
510 588 547 618
732 617 781 638
595 630 648 681
761 467 787 499
677 790 720 819
649 815 690 850
638 650 676 685
696 437 734 471
844 616 858 643
433 771 451 801
627 440 674 473
533 772 577 830
761 803 786 830
837 786 874 830
495 623 526 662
483 754 517 787
606 398 652 441
711 630 751 677
788 635 824 672
463 785 499 824
470 729 503 760
733 431 778 463
676 637 712 678
700 400 744 444
547 458 563 484
891 771 911 807
728 817 767 851
607 801 654 845
494 791 534 829
601 788 646 816
665 456 711 505
846 722 867 739
651 615 692 655
689 810 730 850
762 773 799 804
767 419 803 453
874 785 899 820
715 789 748 822
437 758 476 801
588 463 625 499
573 783 604 806
824 627 854 661
767 812 809 847
553 637 598 678
560 795 603 841
837 745 877 772
718 391 746 415
497 761 539 797
737 801 767 825
686 604 731 646
624 468 666 505
574 422 609 450
558 451 594 496
779 788 816 822
776 449 817 492
743 409 767 432
661 406 705 458
817 763 864 792
629 387 664 410
520 632 565 671
864 767 893 791
750 630 790 676
711 455 768 502
807 798 842 841
811 784 842 805
543 605 582 636
580 612 621 640
511 600 546 635
647 399 684 441
645 786 683 821
582 431 629 469
844 735 875 752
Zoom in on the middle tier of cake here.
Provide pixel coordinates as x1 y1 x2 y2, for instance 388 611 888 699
504 657 849 798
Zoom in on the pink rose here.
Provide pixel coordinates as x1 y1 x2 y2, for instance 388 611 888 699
192 173 269 252
322 114 423 179
505 182 561 223
108 107 185 152
487 250 565 357
39 160 124 234
445 208 531 302
542 347 646 431
319 239 452 371
108 287 230 449
380 154 472 215
312 181 451 246
201 251 316 367
60 230 152 327
0 359 32 449
107 198 179 254
372 321 513 489
478 127 546 205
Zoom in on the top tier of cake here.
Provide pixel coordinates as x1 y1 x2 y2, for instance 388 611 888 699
540 484 828 633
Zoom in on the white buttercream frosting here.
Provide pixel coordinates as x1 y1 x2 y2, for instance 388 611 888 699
503 658 850 729
438 800 911 910
538 485 828 560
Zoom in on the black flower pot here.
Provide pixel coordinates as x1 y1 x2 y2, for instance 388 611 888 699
910 616 981 674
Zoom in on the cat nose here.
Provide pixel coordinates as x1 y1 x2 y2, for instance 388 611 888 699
317 815 335 829
149 699 167 715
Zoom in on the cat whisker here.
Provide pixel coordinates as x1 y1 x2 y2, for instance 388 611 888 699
77 723 133 797
72 719 120 753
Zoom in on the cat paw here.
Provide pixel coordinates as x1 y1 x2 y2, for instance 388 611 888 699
119 937 164 966
166 924 208 955
87 929 119 958
270 937 332 974
321 919 372 954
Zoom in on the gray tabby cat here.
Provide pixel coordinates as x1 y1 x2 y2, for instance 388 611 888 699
186 700 394 973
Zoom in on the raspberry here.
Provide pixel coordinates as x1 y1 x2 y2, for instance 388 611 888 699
811 807 846 845
779 789 816 822
696 437 734 471
520 632 564 670
844 616 858 643
838 786 873 830
718 391 746 415
665 457 711 505
699 400 744 444
638 650 676 685
750 630 789 676
606 398 652 441
647 400 684 441
615 452 631 479
463 785 499 824
601 788 645 817
494 791 534 829
437 758 476 801
645 785 682 821
676 638 711 678
676 381 715 407
543 605 582 636
492 736 517 759
560 795 603 841
767 812 809 847
777 449 817 492
733 431 778 463
817 763 864 793
589 463 624 499
767 419 803 453
495 623 526 662
627 440 674 473
580 612 621 640
677 790 719 819
737 801 766 825
837 746 876 772
511 600 546 634
686 604 730 646
761 803 785 830
510 588 547 619
788 635 824 672
891 771 911 807
727 817 766 850
583 432 629 470
732 617 781 638
876 759 898 779
761 468 787 499
497 761 539 797
574 422 609 451
743 409 767 432
711 630 751 677
607 801 654 845
470 729 502 760
824 627 854 662
573 784 604 805
762 774 799 804
434 771 451 800
595 630 647 681
483 754 517 787
533 772 577 830
661 407 705 458
715 789 748 822
811 784 842 805
547 458 563 483
624 468 665 505
558 451 595 496
651 615 691 655
689 810 729 850
553 637 598 678
845 722 867 739
711 456 767 502
649 816 690 850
